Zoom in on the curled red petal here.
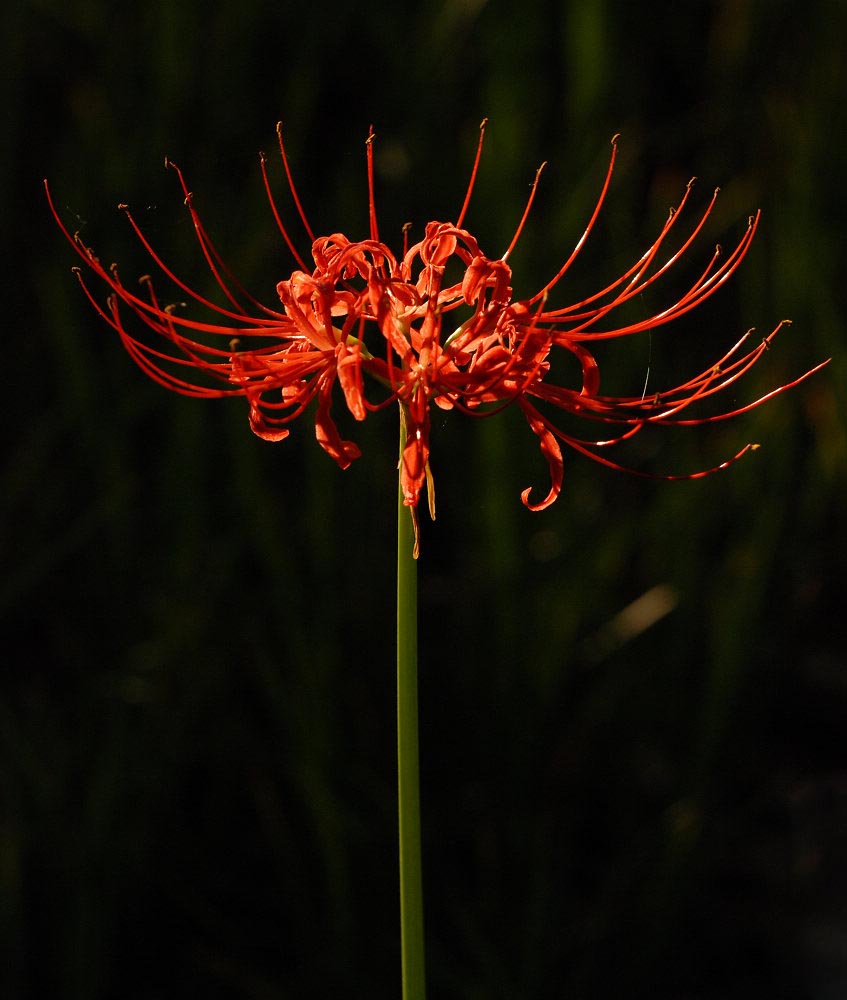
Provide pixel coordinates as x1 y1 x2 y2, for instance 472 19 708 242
336 342 367 421
518 399 564 511
314 372 361 469
399 399 430 507
248 407 291 442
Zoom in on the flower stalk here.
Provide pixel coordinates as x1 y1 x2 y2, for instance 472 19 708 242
396 405 426 1000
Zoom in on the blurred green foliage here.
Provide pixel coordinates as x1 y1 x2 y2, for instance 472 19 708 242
3 0 846 996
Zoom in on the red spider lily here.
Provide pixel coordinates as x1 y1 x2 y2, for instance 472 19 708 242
46 121 828 552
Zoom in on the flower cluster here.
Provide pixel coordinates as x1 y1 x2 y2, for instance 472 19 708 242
47 121 826 552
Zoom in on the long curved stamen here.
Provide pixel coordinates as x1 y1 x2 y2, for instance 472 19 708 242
546 211 759 343
276 121 316 243
164 159 293 320
367 126 379 243
260 149 310 271
501 161 547 262
537 186 698 323
528 134 620 305
455 118 488 229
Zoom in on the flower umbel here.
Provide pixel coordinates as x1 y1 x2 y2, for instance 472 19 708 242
47 121 827 553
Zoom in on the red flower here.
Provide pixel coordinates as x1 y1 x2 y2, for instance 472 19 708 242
47 121 827 544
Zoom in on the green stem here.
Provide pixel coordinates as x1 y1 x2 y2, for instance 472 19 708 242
397 406 426 1000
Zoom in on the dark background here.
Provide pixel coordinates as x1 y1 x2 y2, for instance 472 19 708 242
3 0 846 996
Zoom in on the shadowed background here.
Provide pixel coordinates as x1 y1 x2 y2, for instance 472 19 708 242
3 0 846 996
